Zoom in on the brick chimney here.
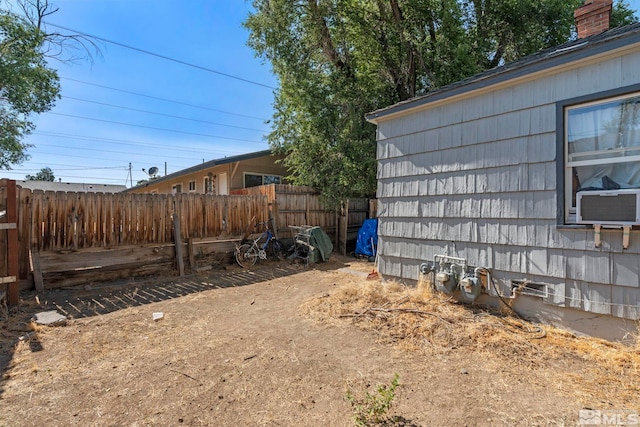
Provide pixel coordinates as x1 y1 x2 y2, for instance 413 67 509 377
574 0 613 38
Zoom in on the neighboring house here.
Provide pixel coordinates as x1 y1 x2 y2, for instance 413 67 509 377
366 1 640 339
127 150 287 195
17 181 126 193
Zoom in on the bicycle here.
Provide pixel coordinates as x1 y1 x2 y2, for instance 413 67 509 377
235 219 284 268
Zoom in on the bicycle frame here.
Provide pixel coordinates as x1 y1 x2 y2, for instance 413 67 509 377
259 228 274 251
235 220 283 267
249 224 275 257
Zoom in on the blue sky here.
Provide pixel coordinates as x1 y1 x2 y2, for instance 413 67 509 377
2 1 640 187
2 0 277 186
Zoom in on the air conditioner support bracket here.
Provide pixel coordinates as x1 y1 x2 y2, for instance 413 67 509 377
623 226 631 249
594 224 632 249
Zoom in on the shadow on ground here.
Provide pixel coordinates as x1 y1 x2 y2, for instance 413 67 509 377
34 261 328 319
0 258 355 398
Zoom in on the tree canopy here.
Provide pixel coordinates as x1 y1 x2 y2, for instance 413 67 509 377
136 176 160 186
25 166 54 181
0 0 99 170
245 0 638 207
0 6 60 169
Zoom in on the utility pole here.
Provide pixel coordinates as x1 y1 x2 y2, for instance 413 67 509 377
129 162 133 187
165 161 167 176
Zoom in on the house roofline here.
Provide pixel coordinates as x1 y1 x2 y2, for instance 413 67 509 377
15 181 127 193
366 23 640 123
124 149 275 192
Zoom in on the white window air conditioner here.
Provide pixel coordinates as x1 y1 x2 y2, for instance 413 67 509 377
576 189 640 226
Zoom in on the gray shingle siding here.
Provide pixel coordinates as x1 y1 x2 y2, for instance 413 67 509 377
373 37 640 319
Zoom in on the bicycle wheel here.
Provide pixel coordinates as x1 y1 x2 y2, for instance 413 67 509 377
269 239 284 260
235 244 258 267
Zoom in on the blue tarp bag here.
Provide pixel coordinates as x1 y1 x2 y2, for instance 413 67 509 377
354 218 378 257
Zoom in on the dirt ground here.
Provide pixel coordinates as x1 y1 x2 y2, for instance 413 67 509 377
0 255 638 426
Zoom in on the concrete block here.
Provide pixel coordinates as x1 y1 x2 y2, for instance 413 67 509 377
32 310 67 326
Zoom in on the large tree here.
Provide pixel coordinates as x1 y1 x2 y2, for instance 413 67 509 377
0 6 59 168
246 0 637 207
0 0 98 169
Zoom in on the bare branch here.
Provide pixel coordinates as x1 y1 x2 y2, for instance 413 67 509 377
16 0 102 64
340 306 452 324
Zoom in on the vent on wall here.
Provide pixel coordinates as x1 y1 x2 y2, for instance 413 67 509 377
576 189 640 226
511 280 547 298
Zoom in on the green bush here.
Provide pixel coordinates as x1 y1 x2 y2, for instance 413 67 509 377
345 373 400 426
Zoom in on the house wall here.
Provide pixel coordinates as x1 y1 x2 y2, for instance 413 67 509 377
129 154 287 195
229 155 287 189
375 47 640 324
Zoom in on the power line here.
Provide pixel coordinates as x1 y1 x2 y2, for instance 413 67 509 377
22 145 209 169
53 176 127 182
1 170 127 183
33 131 247 156
5 159 197 177
25 149 202 167
9 160 129 169
28 145 225 171
47 22 277 90
59 77 270 121
61 96 268 132
46 112 268 144
35 142 217 161
5 166 126 172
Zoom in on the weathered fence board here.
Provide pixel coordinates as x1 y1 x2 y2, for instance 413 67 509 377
0 183 7 278
21 190 267 252
4 180 18 304
6 187 268 285
38 245 177 289
18 188 29 279
0 181 374 291
233 184 373 245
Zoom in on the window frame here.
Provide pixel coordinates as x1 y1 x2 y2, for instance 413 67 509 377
243 172 282 188
172 183 183 194
188 180 196 193
556 83 640 225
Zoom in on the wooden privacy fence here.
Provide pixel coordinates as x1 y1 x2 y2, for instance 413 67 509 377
232 184 375 255
0 181 374 292
0 180 19 305
27 191 267 251
5 184 269 289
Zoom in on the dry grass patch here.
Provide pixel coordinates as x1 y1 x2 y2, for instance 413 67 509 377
300 277 640 409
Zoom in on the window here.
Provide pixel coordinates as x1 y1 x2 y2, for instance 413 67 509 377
172 183 182 194
188 180 196 192
244 173 281 188
560 87 640 223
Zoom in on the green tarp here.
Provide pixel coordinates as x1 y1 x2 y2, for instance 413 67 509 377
308 226 333 263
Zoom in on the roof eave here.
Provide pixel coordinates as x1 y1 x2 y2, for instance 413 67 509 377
366 24 640 124
124 149 275 192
